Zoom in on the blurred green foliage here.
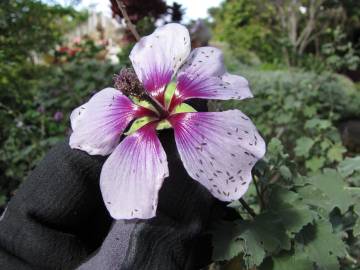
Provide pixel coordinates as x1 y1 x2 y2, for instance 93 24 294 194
212 137 360 270
0 0 120 198
211 69 360 173
209 0 360 71
209 0 282 65
210 67 360 269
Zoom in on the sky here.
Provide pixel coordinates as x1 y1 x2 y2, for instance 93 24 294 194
74 0 223 21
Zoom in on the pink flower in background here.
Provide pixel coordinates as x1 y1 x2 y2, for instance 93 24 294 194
53 111 63 122
69 23 266 220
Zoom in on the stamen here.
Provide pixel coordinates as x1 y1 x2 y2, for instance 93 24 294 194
114 68 169 118
114 68 146 99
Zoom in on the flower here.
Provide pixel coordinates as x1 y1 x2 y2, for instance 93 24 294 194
69 23 266 220
53 111 63 122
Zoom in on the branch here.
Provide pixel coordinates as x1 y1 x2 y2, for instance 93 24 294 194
253 175 265 210
115 0 141 41
239 198 256 218
295 0 326 51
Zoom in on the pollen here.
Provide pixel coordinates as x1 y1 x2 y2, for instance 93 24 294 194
114 68 146 100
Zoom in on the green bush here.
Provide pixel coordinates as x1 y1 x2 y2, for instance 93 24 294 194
0 58 122 199
211 69 360 173
209 68 360 269
212 138 360 270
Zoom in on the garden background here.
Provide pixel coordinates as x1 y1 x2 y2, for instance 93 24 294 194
0 0 360 269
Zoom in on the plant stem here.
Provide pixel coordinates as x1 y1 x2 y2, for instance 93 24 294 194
115 0 141 41
239 198 256 218
253 175 265 210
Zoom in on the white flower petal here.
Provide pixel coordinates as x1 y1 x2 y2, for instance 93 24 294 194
100 124 169 219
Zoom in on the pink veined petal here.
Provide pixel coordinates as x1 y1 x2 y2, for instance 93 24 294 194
100 123 169 219
130 23 191 103
169 110 266 201
171 47 252 108
69 88 152 156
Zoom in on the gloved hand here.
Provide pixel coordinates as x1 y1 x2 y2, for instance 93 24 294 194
77 128 217 270
0 109 221 270
0 139 112 270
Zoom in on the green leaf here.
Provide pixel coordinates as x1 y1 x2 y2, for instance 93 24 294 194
320 139 331 151
327 143 346 163
338 156 360 177
305 156 325 172
297 169 355 215
213 213 291 267
303 106 316 117
296 221 346 270
269 186 314 234
279 165 292 180
304 118 332 130
353 217 360 237
297 185 333 214
212 222 244 262
268 250 314 270
267 138 284 155
295 137 314 157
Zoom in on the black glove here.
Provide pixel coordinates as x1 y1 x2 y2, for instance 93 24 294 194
0 121 221 269
0 140 112 270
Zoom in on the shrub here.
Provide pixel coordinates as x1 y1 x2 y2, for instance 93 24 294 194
211 69 360 173
0 58 122 200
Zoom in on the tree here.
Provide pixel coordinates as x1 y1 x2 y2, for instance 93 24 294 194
209 0 281 64
210 0 360 68
110 0 184 42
